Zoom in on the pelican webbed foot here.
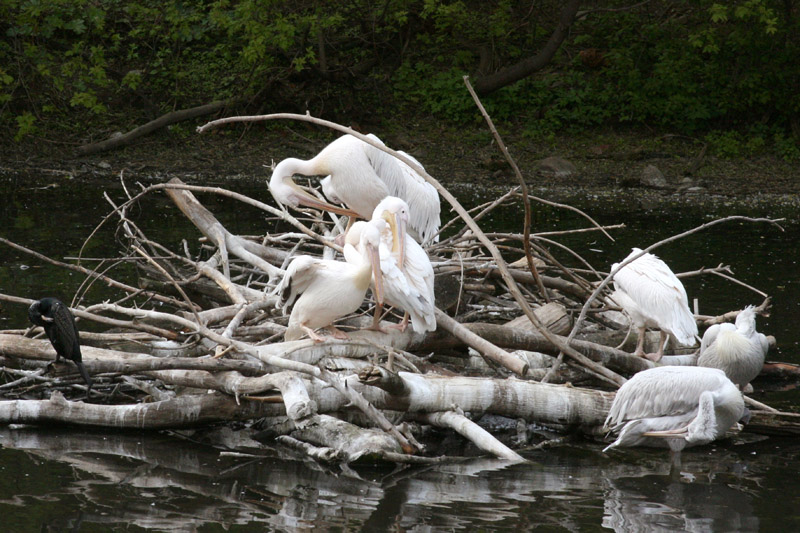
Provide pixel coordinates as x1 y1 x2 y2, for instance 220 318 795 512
325 326 350 340
301 325 328 343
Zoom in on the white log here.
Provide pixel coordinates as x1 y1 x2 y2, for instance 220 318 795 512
0 391 274 428
417 411 525 461
373 373 614 432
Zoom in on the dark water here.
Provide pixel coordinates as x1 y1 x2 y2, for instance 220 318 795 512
1 173 799 531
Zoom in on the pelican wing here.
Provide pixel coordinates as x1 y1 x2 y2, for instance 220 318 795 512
737 306 769 366
275 255 355 312
699 308 768 387
755 332 770 357
403 237 435 301
699 323 724 354
364 134 441 244
379 241 436 333
612 248 697 344
604 366 730 430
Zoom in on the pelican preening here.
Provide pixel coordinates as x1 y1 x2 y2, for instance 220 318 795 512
28 298 93 394
269 133 441 244
698 306 768 390
320 176 343 205
603 366 745 452
610 248 698 361
353 197 436 334
275 221 383 342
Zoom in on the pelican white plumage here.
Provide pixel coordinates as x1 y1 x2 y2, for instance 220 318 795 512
353 196 436 334
603 366 745 452
610 248 698 361
274 222 383 342
320 176 343 205
269 133 441 244
698 306 768 390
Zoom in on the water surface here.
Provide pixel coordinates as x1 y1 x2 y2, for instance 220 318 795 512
0 172 798 531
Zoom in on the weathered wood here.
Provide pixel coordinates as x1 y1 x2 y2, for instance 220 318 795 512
759 361 800 381
415 411 526 461
1 115 793 468
276 435 344 463
0 334 265 374
0 391 274 428
356 371 614 433
165 177 283 281
417 321 652 376
434 309 528 376
747 410 800 436
504 301 572 336
288 414 403 461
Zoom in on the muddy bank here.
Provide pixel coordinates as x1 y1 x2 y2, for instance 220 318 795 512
3 121 799 210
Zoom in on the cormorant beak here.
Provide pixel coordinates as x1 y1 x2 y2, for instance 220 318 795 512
287 181 360 218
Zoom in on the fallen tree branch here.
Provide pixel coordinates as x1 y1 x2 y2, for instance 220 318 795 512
415 410 526 462
77 99 234 155
0 390 274 428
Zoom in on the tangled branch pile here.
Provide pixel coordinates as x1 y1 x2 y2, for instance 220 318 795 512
0 116 796 465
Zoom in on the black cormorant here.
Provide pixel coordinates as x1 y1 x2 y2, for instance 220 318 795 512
28 297 93 394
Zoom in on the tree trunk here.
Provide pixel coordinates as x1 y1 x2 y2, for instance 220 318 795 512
473 0 581 96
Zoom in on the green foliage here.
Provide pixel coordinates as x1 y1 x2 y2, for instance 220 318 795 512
705 130 746 158
14 111 36 141
1 0 798 158
773 133 800 161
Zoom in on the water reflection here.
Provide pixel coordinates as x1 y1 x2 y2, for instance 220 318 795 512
0 426 790 531
601 450 760 532
603 473 758 532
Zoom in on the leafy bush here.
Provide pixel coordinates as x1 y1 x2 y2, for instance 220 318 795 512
1 0 798 157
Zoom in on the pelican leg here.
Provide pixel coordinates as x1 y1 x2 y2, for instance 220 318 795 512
385 312 410 333
325 326 350 340
301 325 327 343
633 327 647 356
368 306 391 333
643 331 667 361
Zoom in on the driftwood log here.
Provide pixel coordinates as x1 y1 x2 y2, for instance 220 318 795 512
0 114 795 465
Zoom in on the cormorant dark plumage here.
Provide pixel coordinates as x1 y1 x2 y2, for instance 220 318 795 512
28 297 93 394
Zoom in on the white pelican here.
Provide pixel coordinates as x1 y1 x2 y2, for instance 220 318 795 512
610 248 698 361
698 306 768 391
353 196 436 334
603 366 745 452
269 133 441 244
274 223 383 342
